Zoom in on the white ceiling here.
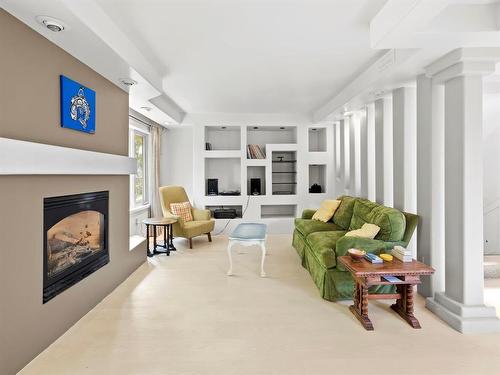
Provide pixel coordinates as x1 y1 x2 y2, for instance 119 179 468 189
97 0 388 114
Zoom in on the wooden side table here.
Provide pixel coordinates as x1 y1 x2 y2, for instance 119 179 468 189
143 217 177 257
338 256 434 331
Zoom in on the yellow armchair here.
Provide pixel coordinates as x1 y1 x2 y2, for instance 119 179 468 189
159 186 215 248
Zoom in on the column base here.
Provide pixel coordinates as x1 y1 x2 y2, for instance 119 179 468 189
426 292 500 333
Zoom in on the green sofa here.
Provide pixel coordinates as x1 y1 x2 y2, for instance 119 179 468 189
292 196 418 301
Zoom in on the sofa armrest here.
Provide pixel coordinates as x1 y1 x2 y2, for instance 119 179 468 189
193 208 212 221
301 209 317 219
335 237 397 271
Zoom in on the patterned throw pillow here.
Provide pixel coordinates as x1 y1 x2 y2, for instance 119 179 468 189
170 201 193 222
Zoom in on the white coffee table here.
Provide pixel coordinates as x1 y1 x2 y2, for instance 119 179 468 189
226 223 267 277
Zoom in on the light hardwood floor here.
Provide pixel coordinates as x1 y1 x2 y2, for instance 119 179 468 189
20 234 500 375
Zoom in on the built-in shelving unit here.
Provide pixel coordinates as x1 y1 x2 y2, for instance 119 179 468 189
194 122 333 233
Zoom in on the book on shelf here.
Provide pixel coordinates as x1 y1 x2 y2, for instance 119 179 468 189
205 142 212 150
247 144 266 159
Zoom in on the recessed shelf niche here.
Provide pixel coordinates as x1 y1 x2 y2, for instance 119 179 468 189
204 158 241 195
272 151 296 195
261 204 297 218
309 164 326 193
247 126 297 158
308 127 327 152
247 166 266 195
205 126 241 151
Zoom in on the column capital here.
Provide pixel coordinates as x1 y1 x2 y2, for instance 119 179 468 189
425 47 500 83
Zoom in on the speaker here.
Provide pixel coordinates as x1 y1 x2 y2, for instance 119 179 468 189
207 179 218 195
250 178 261 195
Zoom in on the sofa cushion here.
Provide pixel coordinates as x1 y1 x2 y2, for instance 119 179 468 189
349 199 378 229
369 205 406 241
332 196 356 230
294 218 343 237
306 231 347 269
349 199 406 242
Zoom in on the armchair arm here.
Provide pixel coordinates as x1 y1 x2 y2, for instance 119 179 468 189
193 208 212 221
163 211 185 228
335 237 400 271
301 209 317 220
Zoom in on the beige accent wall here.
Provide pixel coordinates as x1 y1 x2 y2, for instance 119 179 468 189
0 10 145 375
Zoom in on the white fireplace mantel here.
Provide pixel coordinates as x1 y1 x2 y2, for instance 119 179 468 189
0 137 137 175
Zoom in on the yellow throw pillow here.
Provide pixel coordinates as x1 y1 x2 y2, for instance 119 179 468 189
312 200 341 222
345 223 380 239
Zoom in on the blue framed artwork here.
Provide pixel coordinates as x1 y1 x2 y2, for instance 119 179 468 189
60 75 96 134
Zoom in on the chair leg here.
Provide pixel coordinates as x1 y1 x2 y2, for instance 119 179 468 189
188 238 193 249
207 232 212 242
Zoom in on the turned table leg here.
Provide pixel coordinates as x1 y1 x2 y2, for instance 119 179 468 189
349 281 374 331
390 284 421 329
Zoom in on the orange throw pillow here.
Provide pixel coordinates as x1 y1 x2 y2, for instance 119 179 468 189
170 201 193 222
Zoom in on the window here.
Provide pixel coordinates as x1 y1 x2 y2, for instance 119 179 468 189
133 132 148 205
129 118 150 208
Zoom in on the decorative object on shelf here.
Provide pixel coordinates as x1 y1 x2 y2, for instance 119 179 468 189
205 142 212 150
309 183 322 193
60 75 96 134
247 144 265 159
250 178 261 195
277 155 284 162
207 178 218 195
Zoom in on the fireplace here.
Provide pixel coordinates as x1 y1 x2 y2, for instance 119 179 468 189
43 191 109 303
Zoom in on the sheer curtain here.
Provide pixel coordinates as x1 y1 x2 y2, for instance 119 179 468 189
150 124 163 220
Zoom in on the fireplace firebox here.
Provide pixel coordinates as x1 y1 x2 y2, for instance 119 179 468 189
43 191 109 303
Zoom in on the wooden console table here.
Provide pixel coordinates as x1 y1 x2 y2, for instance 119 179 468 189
338 256 434 331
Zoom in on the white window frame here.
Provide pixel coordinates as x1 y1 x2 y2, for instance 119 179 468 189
129 118 151 210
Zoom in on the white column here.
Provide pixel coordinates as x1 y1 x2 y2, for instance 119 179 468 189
425 48 500 333
416 74 445 298
336 120 345 196
359 108 368 199
366 103 376 201
374 96 393 206
349 114 357 195
343 117 350 194
392 87 416 213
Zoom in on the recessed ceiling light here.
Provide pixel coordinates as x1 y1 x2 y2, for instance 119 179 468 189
119 78 137 86
140 106 151 112
35 15 67 32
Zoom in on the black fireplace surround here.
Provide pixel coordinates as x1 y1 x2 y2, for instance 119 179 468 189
43 191 109 303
